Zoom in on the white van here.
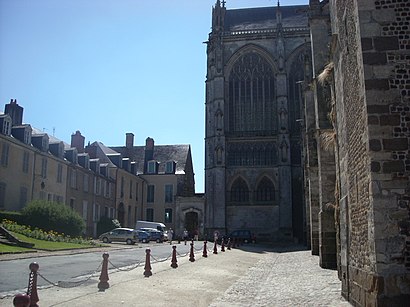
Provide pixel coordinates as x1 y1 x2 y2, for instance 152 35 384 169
135 220 168 240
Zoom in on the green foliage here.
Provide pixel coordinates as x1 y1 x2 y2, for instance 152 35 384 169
21 200 85 237
97 216 121 236
0 211 26 225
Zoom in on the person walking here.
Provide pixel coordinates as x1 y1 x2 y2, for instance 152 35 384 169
183 229 189 245
168 228 174 244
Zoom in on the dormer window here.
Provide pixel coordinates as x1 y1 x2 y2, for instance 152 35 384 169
2 117 11 136
147 160 158 174
41 136 49 152
165 161 176 174
24 129 31 145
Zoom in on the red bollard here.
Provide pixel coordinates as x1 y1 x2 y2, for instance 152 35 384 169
202 241 208 258
144 248 152 277
13 293 30 307
227 238 231 250
221 238 225 252
213 240 218 254
27 262 39 307
98 253 109 290
189 242 195 262
170 246 178 268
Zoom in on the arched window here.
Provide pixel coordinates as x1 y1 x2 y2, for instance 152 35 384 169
230 178 249 202
228 52 276 135
255 177 275 202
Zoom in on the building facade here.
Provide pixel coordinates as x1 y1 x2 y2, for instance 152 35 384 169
305 0 410 305
204 1 310 242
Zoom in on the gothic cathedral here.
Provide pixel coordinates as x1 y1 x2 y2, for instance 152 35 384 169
204 1 311 242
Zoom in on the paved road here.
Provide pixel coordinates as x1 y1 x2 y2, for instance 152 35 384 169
0 244 352 306
0 241 193 297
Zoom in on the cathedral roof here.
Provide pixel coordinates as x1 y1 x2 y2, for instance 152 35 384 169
224 5 309 31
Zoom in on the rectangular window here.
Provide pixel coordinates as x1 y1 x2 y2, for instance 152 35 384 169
70 198 75 210
41 158 47 178
24 130 31 144
105 181 110 198
165 161 175 174
105 206 109 217
135 182 139 201
120 177 124 197
22 151 29 173
165 208 172 223
95 178 101 195
110 207 115 219
39 191 46 200
57 164 63 183
147 185 155 203
146 208 154 222
93 203 100 222
84 174 89 192
19 186 28 209
165 184 173 203
1 143 9 167
70 169 77 189
147 161 157 174
129 180 133 199
0 182 6 208
82 200 88 221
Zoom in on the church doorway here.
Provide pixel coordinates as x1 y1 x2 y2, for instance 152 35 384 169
185 211 198 238
118 203 125 226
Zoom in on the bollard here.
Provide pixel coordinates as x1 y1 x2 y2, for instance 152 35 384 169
98 253 110 291
27 262 39 307
227 238 231 250
202 241 208 258
213 240 218 254
170 246 178 268
13 293 30 307
221 237 225 252
144 248 152 277
189 242 195 262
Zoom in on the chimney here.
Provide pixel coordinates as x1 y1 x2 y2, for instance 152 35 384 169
4 99 23 126
71 130 85 153
126 132 134 149
144 137 155 172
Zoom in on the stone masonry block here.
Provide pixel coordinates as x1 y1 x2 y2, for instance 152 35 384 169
360 22 381 37
365 79 390 90
361 38 373 51
363 52 387 65
368 115 379 125
373 65 394 79
366 89 402 105
372 9 396 23
367 105 390 114
371 161 381 172
374 37 399 51
369 139 382 151
382 161 405 173
379 115 401 126
382 138 408 151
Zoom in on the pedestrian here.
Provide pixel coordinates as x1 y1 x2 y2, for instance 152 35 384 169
168 228 174 244
183 228 189 245
194 229 199 241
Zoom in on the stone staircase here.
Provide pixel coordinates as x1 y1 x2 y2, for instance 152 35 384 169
0 225 34 248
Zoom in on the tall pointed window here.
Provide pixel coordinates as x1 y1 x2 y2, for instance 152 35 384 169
228 52 275 135
255 177 275 202
230 178 249 202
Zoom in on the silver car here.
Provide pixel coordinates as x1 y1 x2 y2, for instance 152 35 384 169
99 228 139 245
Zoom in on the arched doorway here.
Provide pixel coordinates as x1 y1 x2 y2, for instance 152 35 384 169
185 211 198 238
118 203 125 226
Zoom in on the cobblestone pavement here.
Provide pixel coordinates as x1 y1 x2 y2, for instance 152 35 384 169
211 248 351 307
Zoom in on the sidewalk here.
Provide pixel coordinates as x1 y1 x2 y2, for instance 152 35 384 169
0 244 352 307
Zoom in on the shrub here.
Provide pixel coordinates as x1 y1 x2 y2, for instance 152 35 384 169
97 216 121 237
0 211 26 225
21 200 85 237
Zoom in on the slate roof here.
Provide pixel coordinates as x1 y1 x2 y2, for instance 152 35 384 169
110 144 191 175
224 5 309 31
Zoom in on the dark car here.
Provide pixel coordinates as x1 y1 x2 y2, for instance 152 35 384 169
227 230 256 243
138 228 164 243
135 230 151 243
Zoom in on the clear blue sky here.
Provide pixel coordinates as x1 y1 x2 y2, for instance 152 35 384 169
0 0 307 193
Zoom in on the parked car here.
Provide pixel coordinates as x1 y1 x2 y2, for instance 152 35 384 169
99 228 139 245
135 230 151 243
227 230 256 243
138 228 164 243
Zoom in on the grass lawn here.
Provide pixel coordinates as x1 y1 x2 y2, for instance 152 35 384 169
0 232 105 253
0 244 33 253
